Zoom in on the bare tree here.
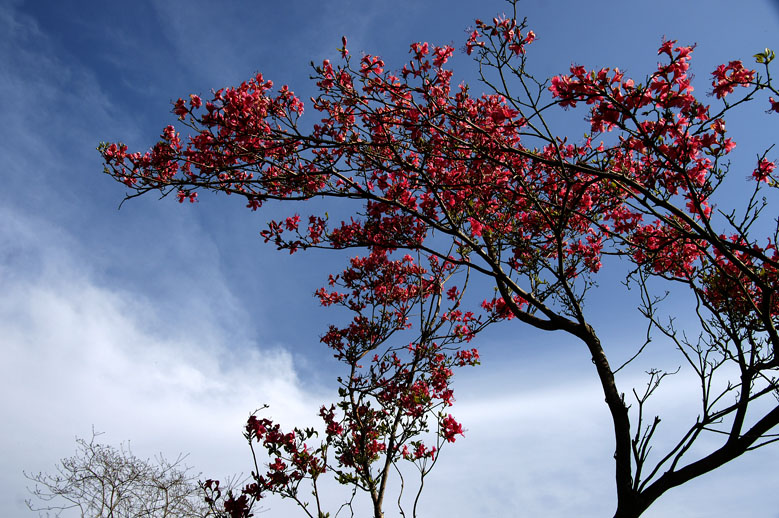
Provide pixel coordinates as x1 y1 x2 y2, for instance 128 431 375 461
25 432 233 518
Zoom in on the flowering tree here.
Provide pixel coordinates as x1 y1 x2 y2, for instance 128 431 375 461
100 1 779 517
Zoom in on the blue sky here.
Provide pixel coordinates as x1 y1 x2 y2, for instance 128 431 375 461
2 1 778 517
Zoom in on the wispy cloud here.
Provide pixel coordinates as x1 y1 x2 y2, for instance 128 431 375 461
0 206 328 517
416 364 779 518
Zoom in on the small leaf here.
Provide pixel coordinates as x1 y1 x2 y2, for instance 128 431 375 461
754 48 775 64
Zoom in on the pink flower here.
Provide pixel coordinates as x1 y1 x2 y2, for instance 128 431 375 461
285 214 301 231
711 60 755 98
752 159 775 183
465 30 483 55
173 98 188 118
469 217 483 237
658 39 675 58
441 414 464 442
433 45 454 67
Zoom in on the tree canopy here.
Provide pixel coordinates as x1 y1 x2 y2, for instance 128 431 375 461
100 2 779 517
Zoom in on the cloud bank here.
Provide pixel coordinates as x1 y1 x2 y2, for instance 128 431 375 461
0 207 328 516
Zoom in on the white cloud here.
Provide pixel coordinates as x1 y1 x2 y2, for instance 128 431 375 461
413 362 779 518
3 212 776 518
0 208 329 517
421 378 614 518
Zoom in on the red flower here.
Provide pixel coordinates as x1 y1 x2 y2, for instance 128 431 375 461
752 159 776 183
441 414 464 442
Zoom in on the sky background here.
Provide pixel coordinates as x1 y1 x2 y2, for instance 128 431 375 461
2 1 779 517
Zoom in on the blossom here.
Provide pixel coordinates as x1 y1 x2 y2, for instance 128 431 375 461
469 217 484 237
441 414 464 442
752 158 776 183
711 60 755 98
173 98 188 118
340 36 348 58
